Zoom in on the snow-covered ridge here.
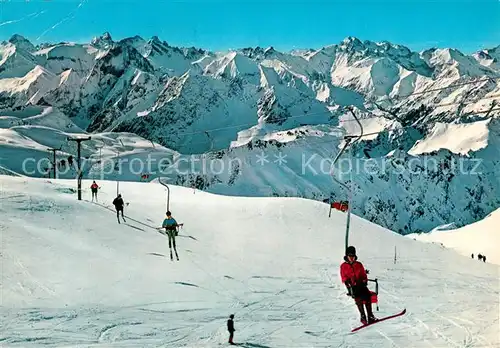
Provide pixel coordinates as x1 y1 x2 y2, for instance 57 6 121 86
408 208 500 265
409 119 491 156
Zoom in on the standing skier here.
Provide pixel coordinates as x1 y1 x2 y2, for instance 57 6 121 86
90 181 99 202
112 194 126 223
161 211 183 261
340 246 377 325
227 314 235 345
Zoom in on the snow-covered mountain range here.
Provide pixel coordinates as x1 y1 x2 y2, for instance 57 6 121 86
1 33 499 234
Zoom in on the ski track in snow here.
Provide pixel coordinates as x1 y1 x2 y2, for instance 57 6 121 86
378 286 493 348
375 328 401 348
6 251 57 298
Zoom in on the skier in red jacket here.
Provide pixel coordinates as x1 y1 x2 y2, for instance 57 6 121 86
90 181 99 202
340 246 377 325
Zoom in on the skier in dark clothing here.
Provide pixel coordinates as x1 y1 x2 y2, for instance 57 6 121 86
112 194 125 223
227 314 235 345
478 254 483 261
340 246 377 325
483 255 486 262
471 253 474 259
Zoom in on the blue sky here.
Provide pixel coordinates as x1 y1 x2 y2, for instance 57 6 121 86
1 0 498 53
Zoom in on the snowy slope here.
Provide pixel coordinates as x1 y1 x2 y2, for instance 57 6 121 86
408 209 500 265
33 43 100 75
0 106 176 181
142 36 206 76
474 45 500 71
408 119 491 155
1 176 499 347
183 124 500 234
0 42 40 79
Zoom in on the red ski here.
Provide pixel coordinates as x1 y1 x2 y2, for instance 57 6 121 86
351 309 406 333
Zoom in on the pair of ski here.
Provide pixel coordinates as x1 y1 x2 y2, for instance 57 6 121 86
156 228 179 261
170 251 179 261
351 309 406 333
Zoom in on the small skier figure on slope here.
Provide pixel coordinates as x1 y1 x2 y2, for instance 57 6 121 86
161 211 183 261
227 314 235 345
340 246 378 325
90 181 99 202
112 194 126 224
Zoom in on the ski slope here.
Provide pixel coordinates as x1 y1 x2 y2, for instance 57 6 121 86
408 120 491 156
408 209 500 266
1 176 499 347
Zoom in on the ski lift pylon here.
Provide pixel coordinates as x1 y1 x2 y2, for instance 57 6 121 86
328 107 364 251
